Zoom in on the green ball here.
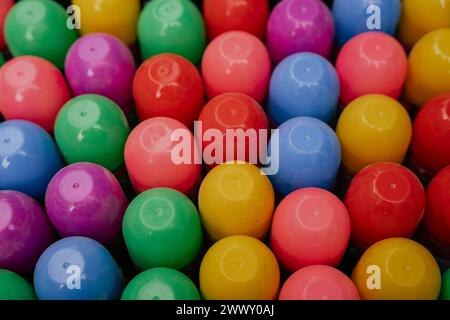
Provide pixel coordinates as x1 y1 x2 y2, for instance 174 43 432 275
441 269 450 300
123 188 203 270
138 0 206 64
0 269 36 300
121 268 201 300
54 94 130 172
0 52 5 67
4 0 78 69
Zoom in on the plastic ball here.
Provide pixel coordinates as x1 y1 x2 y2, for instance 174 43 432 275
45 163 128 243
4 0 78 69
54 95 130 172
72 0 140 45
411 93 450 173
352 238 441 300
399 0 450 49
198 93 269 167
332 0 401 47
133 54 204 128
336 32 407 105
201 31 271 103
0 120 64 199
122 188 202 270
268 52 339 125
138 0 206 64
203 0 269 40
268 117 341 196
199 235 280 300
0 0 14 50
405 28 450 107
441 269 450 300
124 117 202 195
121 268 201 300
345 163 425 248
0 56 72 132
0 191 55 274
279 265 360 300
424 165 450 247
34 237 123 300
267 0 334 64
198 162 274 241
270 188 351 271
336 94 412 175
65 33 136 109
0 269 36 300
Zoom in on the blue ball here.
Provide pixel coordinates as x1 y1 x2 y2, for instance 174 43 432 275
267 117 341 196
333 0 401 47
268 53 339 125
0 120 63 199
34 237 123 300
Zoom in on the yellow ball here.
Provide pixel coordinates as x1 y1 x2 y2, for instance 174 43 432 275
399 0 450 48
72 0 140 45
199 235 280 300
352 238 441 300
405 28 450 107
336 94 412 175
198 162 274 241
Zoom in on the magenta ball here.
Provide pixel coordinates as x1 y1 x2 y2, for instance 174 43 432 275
45 162 127 243
65 33 136 109
267 0 334 64
0 190 55 274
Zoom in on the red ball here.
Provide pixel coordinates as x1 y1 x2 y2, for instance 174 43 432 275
344 162 425 248
424 165 450 247
0 0 14 50
412 93 450 173
133 54 204 128
198 93 269 168
124 117 202 196
336 32 407 105
202 31 271 103
0 56 72 132
203 0 269 40
279 265 360 300
270 188 350 272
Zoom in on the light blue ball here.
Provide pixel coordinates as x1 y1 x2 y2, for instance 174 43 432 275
333 0 401 47
34 237 123 300
268 52 339 125
267 117 341 196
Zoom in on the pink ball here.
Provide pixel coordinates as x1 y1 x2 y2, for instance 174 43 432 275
201 31 271 103
270 188 351 271
279 265 360 300
267 0 334 64
0 56 71 132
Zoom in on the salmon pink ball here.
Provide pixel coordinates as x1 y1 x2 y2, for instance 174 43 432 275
336 32 407 105
124 117 202 196
279 265 360 300
270 188 351 271
202 31 271 103
0 56 71 132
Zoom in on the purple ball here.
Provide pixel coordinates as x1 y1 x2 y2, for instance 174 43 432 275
65 33 136 109
267 0 335 64
0 190 55 273
45 162 127 243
